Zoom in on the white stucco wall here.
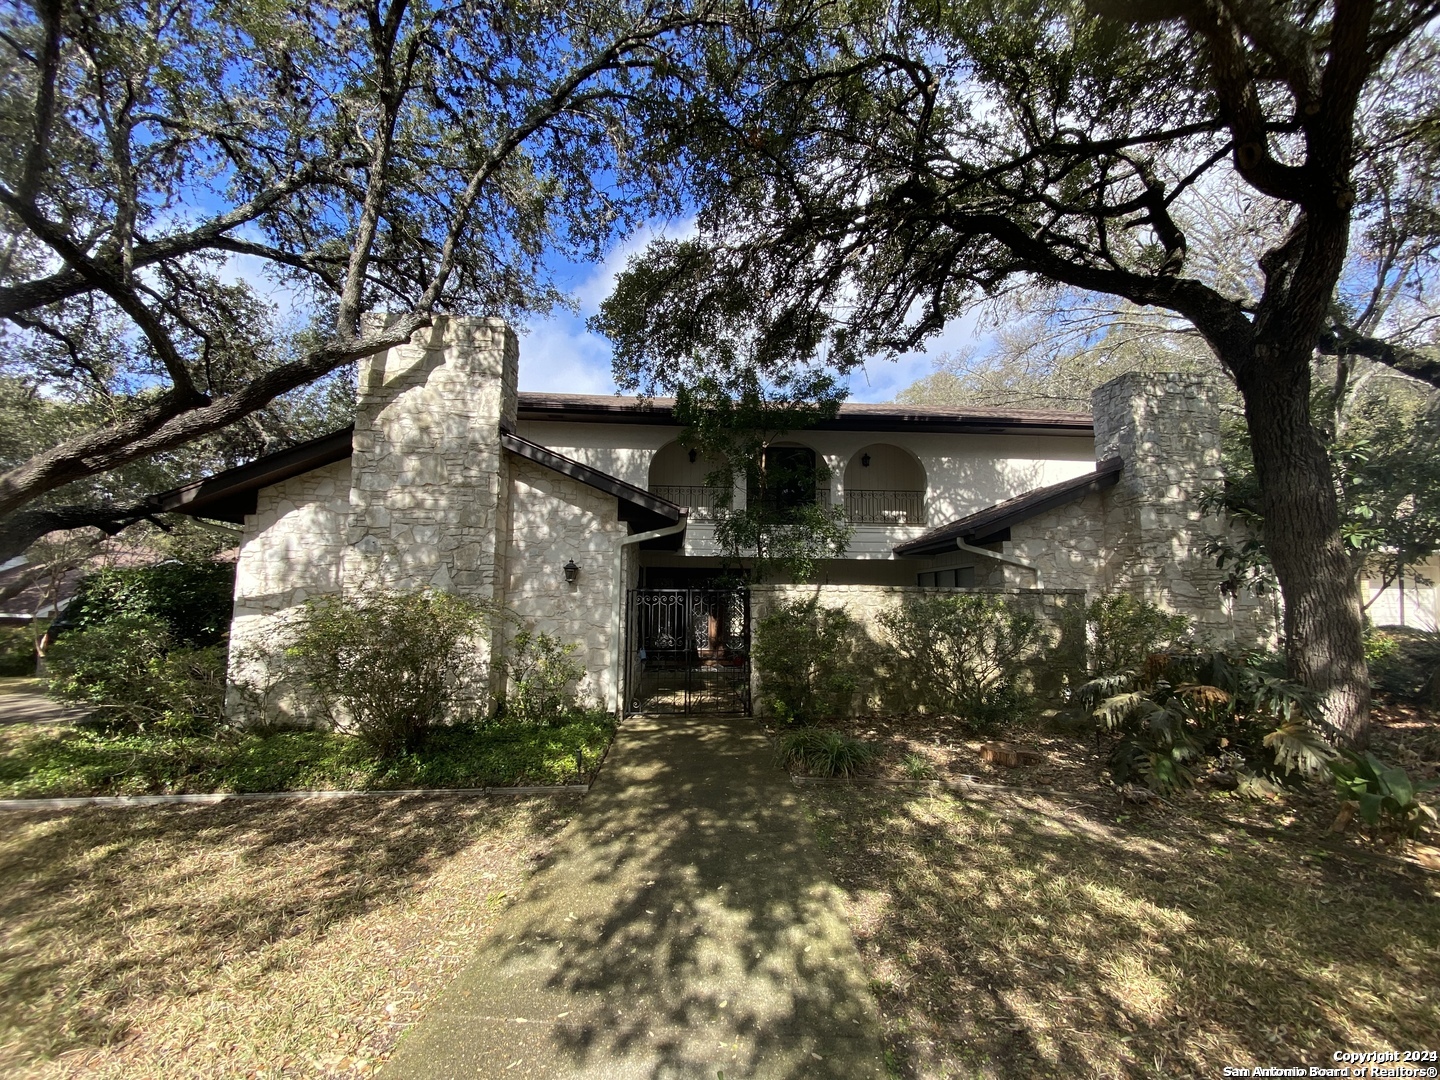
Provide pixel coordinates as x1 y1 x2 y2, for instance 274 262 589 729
504 455 631 709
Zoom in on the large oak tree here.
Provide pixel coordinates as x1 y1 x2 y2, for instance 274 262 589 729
0 0 744 555
597 0 1440 741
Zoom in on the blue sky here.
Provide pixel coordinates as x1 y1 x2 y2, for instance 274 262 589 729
513 223 984 404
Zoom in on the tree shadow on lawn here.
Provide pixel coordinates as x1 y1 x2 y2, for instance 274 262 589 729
0 794 576 1070
389 715 886 1080
808 787 1440 1080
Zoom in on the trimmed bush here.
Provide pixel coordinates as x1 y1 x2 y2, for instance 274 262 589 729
752 597 858 723
879 593 1040 729
1085 594 1191 674
285 588 493 756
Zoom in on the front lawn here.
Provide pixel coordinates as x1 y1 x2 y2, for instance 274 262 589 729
0 715 614 798
808 781 1440 1079
0 795 576 1078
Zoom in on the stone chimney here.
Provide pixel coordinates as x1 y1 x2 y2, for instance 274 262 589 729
1091 371 1238 636
343 315 519 606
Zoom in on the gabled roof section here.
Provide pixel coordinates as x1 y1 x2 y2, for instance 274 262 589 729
148 424 686 539
517 393 1093 436
499 431 684 533
894 457 1123 558
148 426 355 524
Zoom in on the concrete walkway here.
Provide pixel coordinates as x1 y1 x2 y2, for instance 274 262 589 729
379 714 888 1080
0 684 88 725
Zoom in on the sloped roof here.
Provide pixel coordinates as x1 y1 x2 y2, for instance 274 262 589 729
516 393 1092 435
149 425 684 537
894 457 1123 558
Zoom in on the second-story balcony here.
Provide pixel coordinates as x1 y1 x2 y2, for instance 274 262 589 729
650 484 724 522
844 488 926 526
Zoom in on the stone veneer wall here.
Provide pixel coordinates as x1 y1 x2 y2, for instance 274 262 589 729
344 315 518 600
749 583 1087 716
504 456 630 708
967 372 1274 647
226 459 351 722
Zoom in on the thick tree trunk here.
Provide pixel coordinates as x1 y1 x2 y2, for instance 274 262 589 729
1236 356 1370 744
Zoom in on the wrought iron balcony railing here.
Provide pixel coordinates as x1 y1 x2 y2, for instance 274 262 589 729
649 484 725 521
844 488 925 525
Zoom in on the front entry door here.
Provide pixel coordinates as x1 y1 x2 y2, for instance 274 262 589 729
624 587 750 715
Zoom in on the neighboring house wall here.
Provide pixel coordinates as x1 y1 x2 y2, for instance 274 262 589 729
504 456 631 707
226 459 350 722
1366 555 1440 631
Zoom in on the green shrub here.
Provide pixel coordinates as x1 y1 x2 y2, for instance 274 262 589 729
1086 594 1191 674
45 615 226 734
498 628 588 723
752 597 858 723
1078 651 1331 796
286 588 493 756
0 625 37 676
65 559 235 646
879 593 1040 729
1329 750 1438 845
776 727 875 777
1366 627 1440 704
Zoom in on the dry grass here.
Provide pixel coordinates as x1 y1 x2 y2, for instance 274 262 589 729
0 794 578 1078
808 784 1440 1079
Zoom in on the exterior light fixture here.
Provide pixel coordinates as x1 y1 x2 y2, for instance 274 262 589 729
688 448 698 463
861 453 871 467
563 559 579 584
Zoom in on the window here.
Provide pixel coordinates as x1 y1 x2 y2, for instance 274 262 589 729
758 446 820 516
917 566 975 588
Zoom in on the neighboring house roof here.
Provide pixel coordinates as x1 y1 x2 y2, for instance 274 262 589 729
149 424 686 542
516 393 1094 436
894 457 1123 558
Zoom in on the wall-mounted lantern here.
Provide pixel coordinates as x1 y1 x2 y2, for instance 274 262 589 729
688 448 698 463
861 453 871 467
563 559 580 585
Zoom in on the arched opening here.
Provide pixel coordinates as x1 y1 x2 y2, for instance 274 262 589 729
648 441 727 519
843 444 926 524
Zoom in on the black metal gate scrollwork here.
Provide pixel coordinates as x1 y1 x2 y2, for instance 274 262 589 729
624 587 750 715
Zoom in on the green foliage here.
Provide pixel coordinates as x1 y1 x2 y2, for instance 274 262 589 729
45 616 226 735
66 559 236 647
669 374 852 583
775 727 875 778
0 626 36 677
752 597 857 723
0 714 615 798
1366 628 1440 704
879 593 1040 730
1078 651 1331 796
285 588 493 757
498 628 589 723
1086 594 1191 675
1329 751 1438 843
900 752 935 780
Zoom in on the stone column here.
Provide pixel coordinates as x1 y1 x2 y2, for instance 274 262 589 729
343 315 519 608
1091 371 1236 637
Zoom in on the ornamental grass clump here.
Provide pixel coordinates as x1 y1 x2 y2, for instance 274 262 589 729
286 588 493 757
776 727 876 778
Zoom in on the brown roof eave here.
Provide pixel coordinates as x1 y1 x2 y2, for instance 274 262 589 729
148 426 354 524
894 457 1123 558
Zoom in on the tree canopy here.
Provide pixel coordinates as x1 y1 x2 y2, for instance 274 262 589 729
0 0 746 556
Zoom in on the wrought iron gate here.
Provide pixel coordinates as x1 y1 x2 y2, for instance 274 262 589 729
624 587 750 715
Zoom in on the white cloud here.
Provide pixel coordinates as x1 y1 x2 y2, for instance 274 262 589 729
518 217 696 393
